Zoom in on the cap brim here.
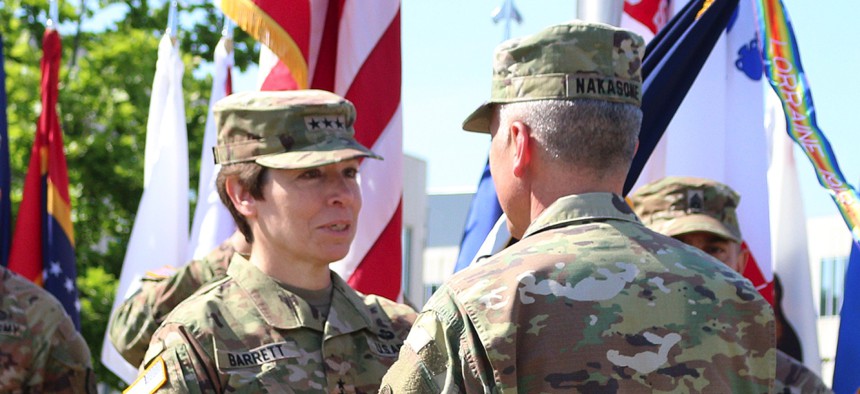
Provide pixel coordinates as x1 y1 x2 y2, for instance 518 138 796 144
659 214 741 244
462 102 494 133
255 139 382 170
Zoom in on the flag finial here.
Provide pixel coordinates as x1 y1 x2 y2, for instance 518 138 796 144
166 0 179 42
222 18 234 39
491 0 522 41
46 0 59 30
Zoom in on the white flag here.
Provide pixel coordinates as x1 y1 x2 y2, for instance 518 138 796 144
766 90 822 374
631 0 774 289
187 37 236 260
101 34 189 383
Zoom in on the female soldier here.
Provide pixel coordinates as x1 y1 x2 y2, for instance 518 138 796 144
129 90 415 393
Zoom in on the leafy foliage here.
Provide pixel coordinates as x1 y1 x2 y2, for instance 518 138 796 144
2 0 257 389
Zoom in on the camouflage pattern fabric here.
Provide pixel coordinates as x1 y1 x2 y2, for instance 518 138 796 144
136 254 416 393
212 89 381 168
0 266 95 393
108 241 236 367
774 350 832 394
381 193 776 393
463 21 644 133
629 176 743 243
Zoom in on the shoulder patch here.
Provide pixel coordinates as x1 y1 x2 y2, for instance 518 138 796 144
124 356 167 394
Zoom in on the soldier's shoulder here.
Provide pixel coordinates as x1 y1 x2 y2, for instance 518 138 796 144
161 275 237 326
2 271 70 328
359 294 417 334
776 351 833 393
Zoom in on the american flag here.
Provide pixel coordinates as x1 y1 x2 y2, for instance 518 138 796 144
222 0 404 301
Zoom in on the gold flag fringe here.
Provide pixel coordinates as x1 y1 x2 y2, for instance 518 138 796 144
221 0 309 88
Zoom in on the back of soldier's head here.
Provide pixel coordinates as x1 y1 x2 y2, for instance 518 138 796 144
462 21 645 172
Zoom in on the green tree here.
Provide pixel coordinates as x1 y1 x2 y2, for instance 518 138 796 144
2 0 257 389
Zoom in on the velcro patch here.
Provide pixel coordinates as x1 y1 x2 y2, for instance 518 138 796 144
124 357 167 394
404 326 433 353
215 341 302 370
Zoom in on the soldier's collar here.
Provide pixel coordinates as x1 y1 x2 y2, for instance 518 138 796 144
522 193 641 239
226 255 374 335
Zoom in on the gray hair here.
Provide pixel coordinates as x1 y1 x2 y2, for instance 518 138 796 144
499 99 642 172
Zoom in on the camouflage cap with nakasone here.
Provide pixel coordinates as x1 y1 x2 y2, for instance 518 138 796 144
629 176 743 243
462 20 645 133
213 89 381 169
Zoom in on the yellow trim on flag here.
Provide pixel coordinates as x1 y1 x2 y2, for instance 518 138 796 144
47 179 75 245
221 0 309 88
696 0 716 20
39 147 48 175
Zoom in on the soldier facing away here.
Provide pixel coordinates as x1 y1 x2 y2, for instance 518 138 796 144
380 21 775 393
0 265 96 393
127 89 416 393
630 176 832 394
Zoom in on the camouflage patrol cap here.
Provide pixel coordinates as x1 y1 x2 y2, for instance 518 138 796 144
212 90 381 169
462 20 644 133
629 176 742 243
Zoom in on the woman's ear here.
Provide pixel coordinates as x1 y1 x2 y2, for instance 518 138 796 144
225 176 257 218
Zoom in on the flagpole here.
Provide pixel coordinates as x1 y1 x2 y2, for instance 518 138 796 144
46 0 58 30
577 0 624 26
166 0 179 43
491 0 522 41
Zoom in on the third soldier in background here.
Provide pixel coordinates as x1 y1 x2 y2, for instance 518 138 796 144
381 20 775 392
108 229 249 366
630 176 832 394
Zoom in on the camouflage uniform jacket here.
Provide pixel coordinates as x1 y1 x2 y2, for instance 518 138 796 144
0 266 96 393
775 350 832 394
109 241 235 367
135 254 417 393
381 193 776 393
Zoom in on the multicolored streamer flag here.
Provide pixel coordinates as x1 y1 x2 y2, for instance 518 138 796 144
0 33 11 268
7 29 81 328
223 0 404 301
756 0 860 245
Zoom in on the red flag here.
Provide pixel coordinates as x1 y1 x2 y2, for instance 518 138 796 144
622 0 673 40
8 29 80 328
224 1 404 301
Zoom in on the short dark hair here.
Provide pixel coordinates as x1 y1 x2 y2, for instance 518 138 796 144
216 162 268 244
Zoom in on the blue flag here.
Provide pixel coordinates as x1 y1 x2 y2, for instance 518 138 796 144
454 159 503 273
0 34 11 268
834 240 860 393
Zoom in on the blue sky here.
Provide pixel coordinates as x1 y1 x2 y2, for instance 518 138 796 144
76 0 860 221
396 0 860 222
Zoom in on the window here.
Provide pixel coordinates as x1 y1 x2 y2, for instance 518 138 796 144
820 256 848 316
